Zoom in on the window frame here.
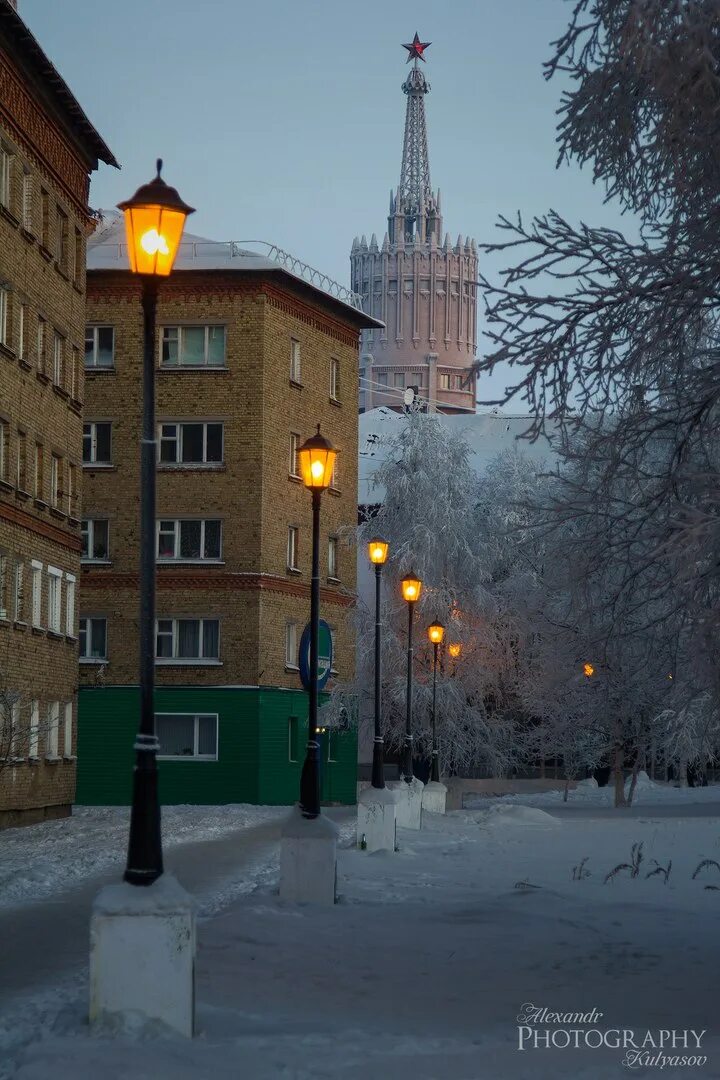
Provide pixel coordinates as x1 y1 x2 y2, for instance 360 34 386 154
285 621 299 670
156 713 219 761
47 565 62 633
330 357 340 400
328 536 339 581
287 526 299 571
65 573 76 637
290 338 301 383
289 432 300 478
79 615 108 662
83 422 112 466
31 560 42 628
154 617 221 664
160 325 226 368
84 325 115 369
156 518 223 562
0 146 11 209
0 288 8 348
81 518 110 562
158 421 224 467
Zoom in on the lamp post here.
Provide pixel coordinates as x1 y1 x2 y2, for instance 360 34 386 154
427 620 445 783
401 570 422 783
118 161 194 885
368 539 389 788
297 425 337 819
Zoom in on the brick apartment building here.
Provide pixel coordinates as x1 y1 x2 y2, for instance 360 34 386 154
0 0 116 826
77 214 381 806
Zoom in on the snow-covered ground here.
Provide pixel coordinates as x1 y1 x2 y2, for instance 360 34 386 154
3 783 720 1079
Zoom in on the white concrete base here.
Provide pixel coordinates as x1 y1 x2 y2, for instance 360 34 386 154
89 873 195 1038
422 780 448 815
357 785 397 853
389 777 424 830
280 804 339 904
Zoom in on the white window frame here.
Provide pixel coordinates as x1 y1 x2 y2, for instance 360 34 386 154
65 573 76 637
0 146 10 209
63 702 73 757
21 171 32 231
18 302 25 360
83 422 112 466
156 713 219 761
290 338 301 382
50 454 60 507
13 559 23 622
0 420 6 482
0 288 8 348
37 316 45 373
158 422 224 466
79 616 108 662
285 621 298 670
330 357 339 400
287 526 299 571
47 566 62 633
46 701 59 758
8 700 20 759
328 536 339 581
29 701 39 758
31 560 42 627
160 325 226 367
16 430 26 491
82 519 110 562
154 618 221 664
156 519 222 562
84 325 115 368
53 333 63 385
0 552 7 619
289 432 300 478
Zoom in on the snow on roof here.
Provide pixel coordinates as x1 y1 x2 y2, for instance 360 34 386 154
358 406 556 504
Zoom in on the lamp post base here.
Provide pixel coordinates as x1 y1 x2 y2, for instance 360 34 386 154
357 784 397 853
422 780 448 815
279 804 339 905
389 776 424 830
89 874 195 1038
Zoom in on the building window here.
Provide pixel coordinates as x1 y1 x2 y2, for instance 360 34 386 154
289 432 300 478
0 553 6 619
157 519 222 561
328 536 339 580
74 228 83 287
161 325 225 367
18 302 25 361
46 701 59 758
37 316 46 373
66 462 76 517
158 422 223 465
47 566 62 633
156 714 218 760
0 420 7 481
393 372 405 389
288 716 299 762
330 357 340 400
40 189 50 249
85 326 114 368
65 574 76 637
83 422 112 465
287 526 299 571
13 559 24 622
53 334 64 386
0 147 11 209
330 456 339 490
34 442 43 499
31 561 42 627
290 338 301 382
0 288 8 347
82 519 110 561
22 172 32 231
155 618 220 662
50 454 60 507
376 372 388 387
69 347 79 400
79 616 107 660
29 701 39 758
63 702 73 757
16 430 26 491
285 622 298 669
57 208 69 272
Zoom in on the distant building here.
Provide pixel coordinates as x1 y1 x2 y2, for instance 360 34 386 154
76 214 381 807
352 35 478 414
0 1 116 827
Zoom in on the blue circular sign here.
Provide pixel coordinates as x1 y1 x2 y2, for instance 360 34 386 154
298 620 333 691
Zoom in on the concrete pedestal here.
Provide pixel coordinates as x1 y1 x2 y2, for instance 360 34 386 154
422 780 448 815
357 785 397 853
389 777 424 830
89 874 195 1038
280 804 339 904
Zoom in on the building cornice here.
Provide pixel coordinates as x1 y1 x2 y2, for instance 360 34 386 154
0 498 82 552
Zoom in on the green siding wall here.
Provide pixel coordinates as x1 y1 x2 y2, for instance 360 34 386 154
76 686 357 807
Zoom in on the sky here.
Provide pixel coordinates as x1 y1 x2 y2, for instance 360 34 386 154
20 0 631 403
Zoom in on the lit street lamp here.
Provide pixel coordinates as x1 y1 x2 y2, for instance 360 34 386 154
297 426 337 818
427 619 445 783
448 642 462 659
118 161 194 886
368 538 390 788
401 570 422 783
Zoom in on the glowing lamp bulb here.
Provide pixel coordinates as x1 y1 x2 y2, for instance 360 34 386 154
372 546 384 560
406 585 417 599
583 663 595 678
140 228 170 256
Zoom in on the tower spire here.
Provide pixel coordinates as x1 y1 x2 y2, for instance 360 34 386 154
392 33 440 246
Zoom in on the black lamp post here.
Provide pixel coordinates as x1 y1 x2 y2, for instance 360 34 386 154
427 620 445 783
297 425 337 818
368 538 389 788
400 570 422 783
118 161 194 885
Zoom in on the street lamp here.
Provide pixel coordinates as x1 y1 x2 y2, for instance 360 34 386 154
118 161 194 886
427 619 444 783
368 538 390 788
448 642 462 659
401 570 422 783
297 425 337 818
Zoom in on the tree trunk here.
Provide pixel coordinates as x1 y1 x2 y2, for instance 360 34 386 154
626 746 644 807
613 734 626 808
563 777 570 802
677 758 688 788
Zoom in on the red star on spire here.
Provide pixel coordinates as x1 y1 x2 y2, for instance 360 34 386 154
403 32 431 63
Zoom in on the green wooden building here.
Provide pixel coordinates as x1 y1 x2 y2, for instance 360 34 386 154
76 686 357 807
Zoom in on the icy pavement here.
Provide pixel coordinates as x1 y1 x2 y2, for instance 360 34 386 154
3 788 720 1078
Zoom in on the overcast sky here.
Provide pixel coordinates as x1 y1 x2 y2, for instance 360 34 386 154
21 0 630 404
